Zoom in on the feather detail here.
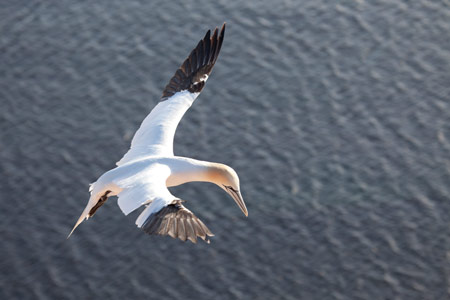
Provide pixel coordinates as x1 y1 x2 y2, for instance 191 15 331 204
140 199 214 244
161 23 226 99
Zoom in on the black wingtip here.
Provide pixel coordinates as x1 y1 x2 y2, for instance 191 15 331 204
161 24 227 99
141 200 214 244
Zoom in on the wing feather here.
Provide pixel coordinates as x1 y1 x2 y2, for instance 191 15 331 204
139 199 214 243
117 24 226 165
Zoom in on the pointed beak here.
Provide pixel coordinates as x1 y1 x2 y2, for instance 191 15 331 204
227 189 248 217
67 207 90 239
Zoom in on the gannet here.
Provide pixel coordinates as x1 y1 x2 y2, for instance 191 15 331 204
68 23 248 244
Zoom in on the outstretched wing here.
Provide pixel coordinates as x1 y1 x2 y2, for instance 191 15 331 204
137 199 214 244
117 24 226 166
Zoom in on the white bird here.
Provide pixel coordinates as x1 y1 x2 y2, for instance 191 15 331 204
69 23 248 243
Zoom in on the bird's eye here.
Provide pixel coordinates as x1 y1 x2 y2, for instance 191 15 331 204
223 185 238 193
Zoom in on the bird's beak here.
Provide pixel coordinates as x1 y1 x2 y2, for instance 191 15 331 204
227 188 248 217
67 207 90 239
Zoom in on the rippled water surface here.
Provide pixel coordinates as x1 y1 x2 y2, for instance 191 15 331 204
1 1 450 299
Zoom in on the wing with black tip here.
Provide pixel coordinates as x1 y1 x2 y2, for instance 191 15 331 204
117 24 226 165
137 199 214 244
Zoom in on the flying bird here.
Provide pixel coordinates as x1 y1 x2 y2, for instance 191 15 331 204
69 23 248 243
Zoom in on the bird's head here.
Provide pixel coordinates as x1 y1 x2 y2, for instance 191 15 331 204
67 191 109 238
209 163 248 217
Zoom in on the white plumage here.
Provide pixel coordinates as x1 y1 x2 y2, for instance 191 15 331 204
69 23 248 243
117 91 198 164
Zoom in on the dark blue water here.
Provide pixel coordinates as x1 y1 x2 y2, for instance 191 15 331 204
1 1 449 299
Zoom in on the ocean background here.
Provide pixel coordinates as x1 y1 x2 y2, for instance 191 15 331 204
1 1 449 299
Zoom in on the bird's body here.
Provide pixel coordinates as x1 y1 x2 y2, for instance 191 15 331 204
69 23 248 243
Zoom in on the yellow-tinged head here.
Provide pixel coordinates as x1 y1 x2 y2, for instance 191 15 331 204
208 163 248 217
